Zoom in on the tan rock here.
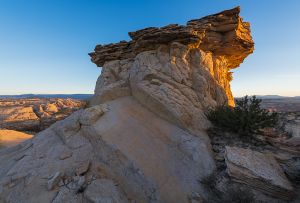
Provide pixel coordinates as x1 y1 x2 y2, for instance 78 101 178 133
90 7 253 71
44 103 58 113
79 105 106 126
89 7 254 135
0 129 33 148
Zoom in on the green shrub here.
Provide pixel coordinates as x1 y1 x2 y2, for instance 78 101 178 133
207 96 278 136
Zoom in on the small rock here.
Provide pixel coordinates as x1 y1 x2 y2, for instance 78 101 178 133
79 105 104 125
77 176 86 187
52 187 83 203
59 148 73 160
84 179 128 203
48 172 63 190
76 161 90 176
58 179 65 187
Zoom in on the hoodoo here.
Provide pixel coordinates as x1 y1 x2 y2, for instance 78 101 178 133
0 7 254 203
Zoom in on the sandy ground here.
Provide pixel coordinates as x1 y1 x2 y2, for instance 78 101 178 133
0 129 33 148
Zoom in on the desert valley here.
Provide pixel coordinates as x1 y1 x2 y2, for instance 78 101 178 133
0 4 299 203
0 97 87 147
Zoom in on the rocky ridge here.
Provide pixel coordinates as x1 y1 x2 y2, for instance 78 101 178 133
0 7 257 203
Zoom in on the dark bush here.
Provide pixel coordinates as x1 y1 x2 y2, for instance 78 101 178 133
207 96 278 136
201 172 256 203
221 187 255 203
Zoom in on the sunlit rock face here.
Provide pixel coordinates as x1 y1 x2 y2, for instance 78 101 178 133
90 6 254 133
0 7 254 203
0 130 33 148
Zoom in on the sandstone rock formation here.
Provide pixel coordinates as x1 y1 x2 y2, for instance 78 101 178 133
0 98 86 132
225 146 294 200
0 7 254 203
90 7 254 133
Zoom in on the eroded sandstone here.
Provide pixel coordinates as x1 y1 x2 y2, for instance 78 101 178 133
225 146 295 200
0 98 86 132
0 7 255 203
90 6 254 135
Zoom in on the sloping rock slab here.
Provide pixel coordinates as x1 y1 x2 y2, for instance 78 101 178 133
84 179 128 203
225 146 295 200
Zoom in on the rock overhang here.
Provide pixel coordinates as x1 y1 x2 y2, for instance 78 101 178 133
89 6 254 69
88 7 255 130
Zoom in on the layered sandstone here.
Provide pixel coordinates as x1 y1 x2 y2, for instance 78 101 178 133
225 146 294 200
0 7 254 203
90 6 253 136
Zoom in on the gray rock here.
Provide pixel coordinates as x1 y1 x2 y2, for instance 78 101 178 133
84 179 128 203
225 146 295 200
75 161 90 176
48 172 63 190
52 187 83 203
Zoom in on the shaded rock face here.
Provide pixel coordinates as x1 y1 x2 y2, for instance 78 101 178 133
0 7 253 203
90 6 254 134
225 146 295 200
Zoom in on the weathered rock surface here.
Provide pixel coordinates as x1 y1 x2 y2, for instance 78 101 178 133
90 6 254 134
90 7 253 70
0 98 86 132
0 98 215 203
225 146 295 200
0 7 254 203
84 179 129 203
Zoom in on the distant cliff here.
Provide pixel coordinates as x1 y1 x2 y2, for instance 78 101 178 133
0 94 92 100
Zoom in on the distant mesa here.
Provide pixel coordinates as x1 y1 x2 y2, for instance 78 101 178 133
0 94 93 100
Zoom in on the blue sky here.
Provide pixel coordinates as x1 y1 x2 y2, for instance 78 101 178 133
0 0 299 96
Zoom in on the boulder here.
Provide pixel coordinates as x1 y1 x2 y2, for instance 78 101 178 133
225 146 295 200
84 179 128 203
79 105 107 126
